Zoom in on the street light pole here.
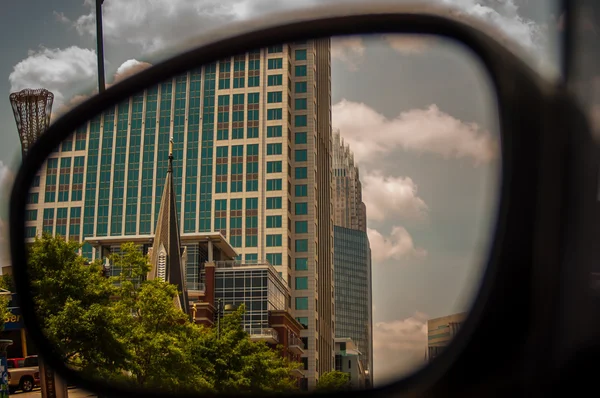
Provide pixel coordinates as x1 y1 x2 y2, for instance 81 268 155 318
96 0 106 93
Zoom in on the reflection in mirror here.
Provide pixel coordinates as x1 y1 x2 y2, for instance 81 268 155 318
18 33 500 394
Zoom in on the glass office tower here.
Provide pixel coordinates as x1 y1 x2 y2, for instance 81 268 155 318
24 40 334 388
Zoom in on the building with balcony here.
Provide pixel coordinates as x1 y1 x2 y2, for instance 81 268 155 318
334 337 367 390
426 312 467 362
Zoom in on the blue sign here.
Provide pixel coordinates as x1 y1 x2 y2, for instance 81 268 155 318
3 307 23 331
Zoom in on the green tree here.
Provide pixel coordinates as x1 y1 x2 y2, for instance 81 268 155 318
317 370 351 391
27 235 301 394
0 274 12 332
191 304 302 394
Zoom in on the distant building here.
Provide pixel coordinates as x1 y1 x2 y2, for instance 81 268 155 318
334 337 367 390
426 312 467 362
332 131 373 387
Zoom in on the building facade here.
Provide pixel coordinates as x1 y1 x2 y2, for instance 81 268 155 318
334 337 367 390
331 131 373 386
332 130 366 233
427 312 467 362
23 40 334 388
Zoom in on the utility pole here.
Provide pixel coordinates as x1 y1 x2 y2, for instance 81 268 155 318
96 0 106 93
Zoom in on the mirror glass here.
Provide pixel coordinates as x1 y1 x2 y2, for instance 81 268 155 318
15 33 500 394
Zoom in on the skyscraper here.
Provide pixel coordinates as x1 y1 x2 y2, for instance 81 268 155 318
332 130 367 233
24 40 333 388
331 131 373 386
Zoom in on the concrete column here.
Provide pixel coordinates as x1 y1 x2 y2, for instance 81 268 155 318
208 240 213 261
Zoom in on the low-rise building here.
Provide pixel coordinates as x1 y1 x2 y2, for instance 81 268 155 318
426 312 467 362
334 337 367 389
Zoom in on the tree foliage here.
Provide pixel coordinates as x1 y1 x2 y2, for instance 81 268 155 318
27 234 300 394
317 370 351 391
0 274 13 332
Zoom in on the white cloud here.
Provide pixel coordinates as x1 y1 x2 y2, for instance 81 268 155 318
331 36 365 71
368 227 427 263
62 0 317 54
441 0 545 52
332 99 498 164
383 35 433 54
8 46 98 111
373 312 428 384
363 173 429 223
113 59 153 83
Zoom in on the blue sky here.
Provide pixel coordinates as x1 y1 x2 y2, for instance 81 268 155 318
0 0 561 385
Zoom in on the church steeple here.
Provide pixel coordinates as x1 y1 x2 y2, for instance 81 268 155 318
148 137 189 315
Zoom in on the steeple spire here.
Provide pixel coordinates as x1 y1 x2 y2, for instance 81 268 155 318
147 136 189 316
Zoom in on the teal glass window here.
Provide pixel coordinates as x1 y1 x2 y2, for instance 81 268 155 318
295 115 307 127
296 317 309 327
295 81 307 93
295 277 309 290
266 197 282 209
266 234 282 247
295 49 307 60
266 253 282 266
295 185 308 197
267 126 282 137
267 91 283 103
295 202 308 215
295 221 308 234
295 150 308 162
295 239 309 252
295 65 307 77
268 45 283 53
266 215 282 228
267 74 283 86
267 161 282 173
267 108 283 120
295 258 309 270
268 58 283 69
267 143 282 155
295 132 307 144
295 297 309 310
295 98 307 110
267 179 282 191
295 167 308 179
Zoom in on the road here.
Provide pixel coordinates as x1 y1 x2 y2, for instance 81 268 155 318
11 387 96 397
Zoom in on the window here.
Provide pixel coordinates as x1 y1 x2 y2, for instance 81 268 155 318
295 221 308 234
295 277 309 290
248 92 260 104
267 143 282 155
295 132 307 144
267 161 282 173
295 81 308 93
268 45 283 53
295 98 307 110
295 149 308 162
266 253 282 266
295 65 307 77
267 108 283 120
266 234 282 247
266 215 282 228
267 74 283 86
296 317 309 328
295 258 309 270
295 115 307 127
267 197 282 209
245 253 258 262
295 202 308 215
295 49 307 60
267 179 282 191
25 227 36 238
295 297 309 310
295 167 308 179
267 126 282 137
267 91 283 103
295 185 308 197
295 239 309 252
268 58 283 69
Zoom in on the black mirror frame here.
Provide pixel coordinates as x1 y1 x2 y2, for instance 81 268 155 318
8 3 566 398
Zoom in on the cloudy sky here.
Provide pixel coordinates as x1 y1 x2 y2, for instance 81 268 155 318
0 0 561 386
